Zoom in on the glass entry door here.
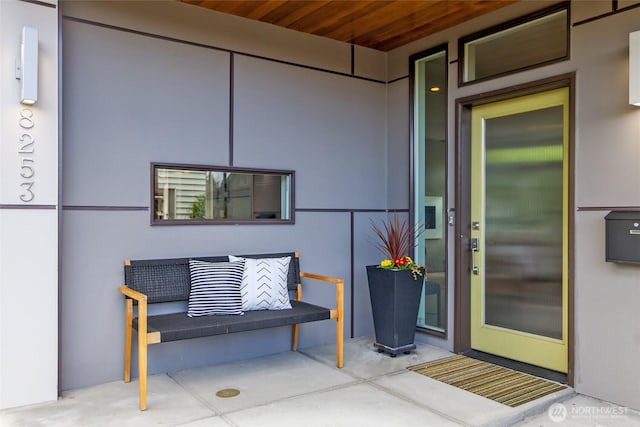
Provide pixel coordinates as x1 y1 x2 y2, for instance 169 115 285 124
470 88 569 373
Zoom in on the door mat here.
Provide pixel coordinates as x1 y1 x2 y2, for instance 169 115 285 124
407 354 567 407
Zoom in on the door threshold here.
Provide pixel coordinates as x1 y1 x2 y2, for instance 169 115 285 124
463 349 567 384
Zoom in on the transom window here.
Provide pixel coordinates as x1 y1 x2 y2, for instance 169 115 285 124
460 3 569 85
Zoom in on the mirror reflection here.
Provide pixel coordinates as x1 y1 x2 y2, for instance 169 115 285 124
153 164 293 223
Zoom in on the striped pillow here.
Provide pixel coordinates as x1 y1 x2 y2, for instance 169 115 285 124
187 260 244 317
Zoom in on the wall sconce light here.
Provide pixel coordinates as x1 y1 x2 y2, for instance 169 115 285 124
15 26 39 105
631 30 640 106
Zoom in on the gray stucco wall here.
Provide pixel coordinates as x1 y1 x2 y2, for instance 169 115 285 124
61 1 387 390
570 5 640 409
0 0 60 409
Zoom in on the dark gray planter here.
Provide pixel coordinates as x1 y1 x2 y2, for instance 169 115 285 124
366 265 425 356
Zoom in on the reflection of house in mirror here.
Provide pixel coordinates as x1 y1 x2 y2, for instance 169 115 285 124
155 169 208 219
155 167 285 220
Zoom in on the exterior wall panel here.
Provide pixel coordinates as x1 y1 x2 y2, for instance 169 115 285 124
62 20 230 207
387 79 410 210
61 0 353 78
233 55 387 210
0 0 59 409
571 6 640 410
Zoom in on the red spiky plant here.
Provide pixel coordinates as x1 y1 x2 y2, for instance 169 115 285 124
371 215 425 279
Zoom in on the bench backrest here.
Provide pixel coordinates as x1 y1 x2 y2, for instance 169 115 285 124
124 252 300 304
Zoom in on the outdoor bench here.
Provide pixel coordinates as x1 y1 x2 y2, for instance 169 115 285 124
119 251 344 410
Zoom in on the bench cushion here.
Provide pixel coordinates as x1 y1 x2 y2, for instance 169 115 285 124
134 300 331 342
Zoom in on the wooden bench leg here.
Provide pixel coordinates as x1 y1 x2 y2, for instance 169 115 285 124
119 284 149 410
138 330 147 410
292 284 302 352
292 323 300 352
138 301 148 411
124 299 133 383
336 279 344 368
336 312 344 368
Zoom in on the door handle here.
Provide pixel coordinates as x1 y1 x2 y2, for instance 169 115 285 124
471 238 479 275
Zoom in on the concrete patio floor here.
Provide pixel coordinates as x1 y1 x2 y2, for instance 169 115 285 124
2 337 639 427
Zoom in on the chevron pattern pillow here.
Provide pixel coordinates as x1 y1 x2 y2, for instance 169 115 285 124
187 260 244 317
229 255 292 311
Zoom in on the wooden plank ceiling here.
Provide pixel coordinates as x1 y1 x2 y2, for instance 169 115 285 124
179 0 517 52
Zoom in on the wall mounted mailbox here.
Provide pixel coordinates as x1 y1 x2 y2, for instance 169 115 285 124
605 211 640 264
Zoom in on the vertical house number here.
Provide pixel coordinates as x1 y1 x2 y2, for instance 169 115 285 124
18 108 35 202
